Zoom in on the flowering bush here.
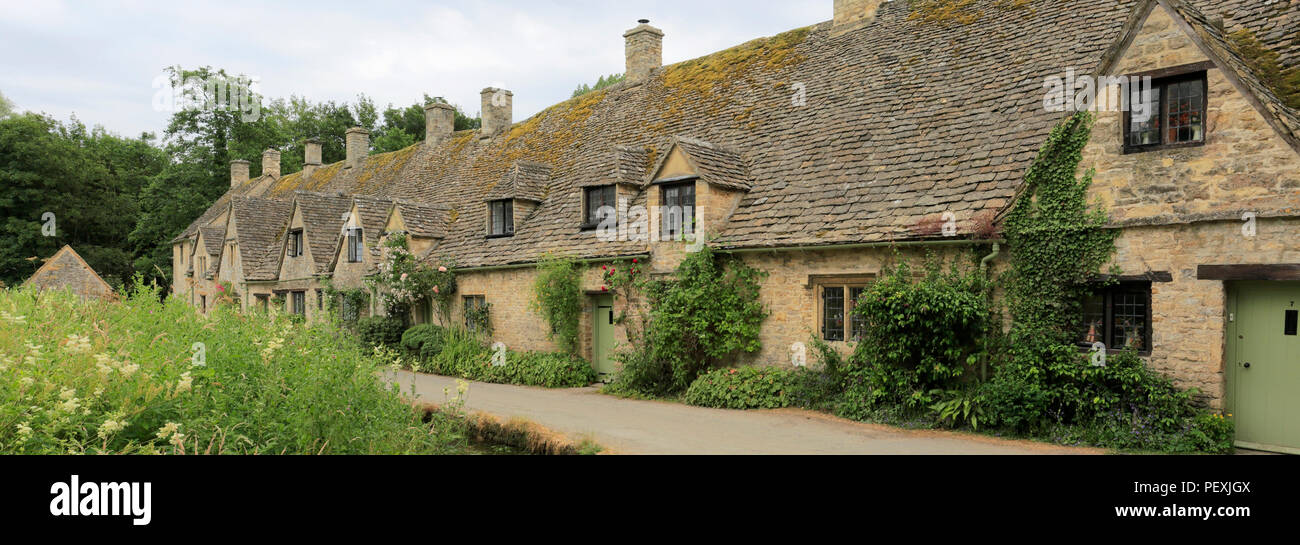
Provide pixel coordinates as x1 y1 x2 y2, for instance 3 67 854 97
408 327 596 388
371 233 457 324
0 281 472 454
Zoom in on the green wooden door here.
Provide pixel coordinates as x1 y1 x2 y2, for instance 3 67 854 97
593 295 616 382
1227 281 1300 453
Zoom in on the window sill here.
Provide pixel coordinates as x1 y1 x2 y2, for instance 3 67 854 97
485 233 514 239
1121 140 1205 155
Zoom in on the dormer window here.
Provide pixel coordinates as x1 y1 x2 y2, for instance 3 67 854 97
1123 70 1206 153
660 181 696 239
346 227 363 263
582 186 616 229
489 199 514 237
288 229 304 257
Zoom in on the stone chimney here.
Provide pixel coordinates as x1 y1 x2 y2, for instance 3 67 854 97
424 102 456 145
832 0 884 35
345 127 369 169
624 19 663 83
302 138 322 180
261 148 281 179
480 88 513 137
230 159 250 188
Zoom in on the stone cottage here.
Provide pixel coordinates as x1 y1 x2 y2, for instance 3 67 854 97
24 245 115 300
171 0 1300 452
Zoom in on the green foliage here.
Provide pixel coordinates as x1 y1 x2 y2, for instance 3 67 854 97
0 282 472 454
0 112 167 288
684 367 799 410
401 323 446 357
531 254 583 354
610 248 768 396
321 280 369 327
986 112 1228 452
838 259 987 418
0 90 13 118
929 388 985 430
356 316 405 349
410 327 595 388
464 301 492 337
572 74 626 98
370 233 453 328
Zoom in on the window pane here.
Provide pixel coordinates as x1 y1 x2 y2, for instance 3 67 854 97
1112 289 1148 351
1165 79 1203 144
505 201 513 234
823 287 845 342
849 287 868 341
1129 86 1161 146
1079 294 1105 346
586 188 599 224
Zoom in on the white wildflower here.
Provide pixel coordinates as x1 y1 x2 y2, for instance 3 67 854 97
0 310 27 325
63 334 92 354
16 422 32 439
59 387 76 400
118 362 139 377
19 377 34 388
59 396 80 413
97 419 126 439
175 372 193 394
169 433 186 448
156 422 180 440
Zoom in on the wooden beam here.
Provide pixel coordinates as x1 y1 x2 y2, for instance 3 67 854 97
1197 264 1300 281
1094 271 1174 283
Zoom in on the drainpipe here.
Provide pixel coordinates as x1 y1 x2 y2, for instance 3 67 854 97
977 242 1000 382
979 242 1000 273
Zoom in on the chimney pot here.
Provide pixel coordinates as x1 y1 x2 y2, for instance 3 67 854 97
345 127 369 169
833 0 884 35
261 148 281 179
479 88 513 137
624 20 664 83
424 102 456 145
230 159 250 189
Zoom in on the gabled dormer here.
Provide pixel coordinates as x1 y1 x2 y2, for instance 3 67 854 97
384 201 449 258
328 196 394 285
484 161 550 238
643 136 752 245
280 191 353 281
578 146 650 231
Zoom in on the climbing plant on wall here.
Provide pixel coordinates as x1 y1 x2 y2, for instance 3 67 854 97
531 254 583 355
369 233 456 326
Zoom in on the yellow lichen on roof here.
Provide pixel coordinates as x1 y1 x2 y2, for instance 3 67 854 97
909 0 1037 27
660 26 811 117
1228 28 1300 110
357 144 418 187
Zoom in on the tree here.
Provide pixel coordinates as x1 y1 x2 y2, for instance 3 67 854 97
0 90 13 118
572 74 625 98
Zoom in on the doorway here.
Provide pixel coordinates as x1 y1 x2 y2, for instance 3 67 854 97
1226 281 1300 453
592 294 616 382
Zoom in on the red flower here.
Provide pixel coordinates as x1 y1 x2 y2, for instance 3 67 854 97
602 265 607 270
632 258 638 264
601 286 608 292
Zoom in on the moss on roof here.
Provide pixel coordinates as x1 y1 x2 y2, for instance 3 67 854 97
1229 27 1300 110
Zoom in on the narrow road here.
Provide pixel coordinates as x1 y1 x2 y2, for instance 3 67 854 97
389 370 1100 455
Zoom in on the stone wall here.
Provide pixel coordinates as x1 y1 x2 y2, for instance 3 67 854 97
1081 4 1300 408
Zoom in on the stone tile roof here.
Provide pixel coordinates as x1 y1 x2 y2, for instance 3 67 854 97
486 161 551 202
393 201 449 239
1200 0 1300 71
23 245 114 299
293 191 354 274
652 136 753 190
199 226 225 257
228 196 293 281
175 0 1300 269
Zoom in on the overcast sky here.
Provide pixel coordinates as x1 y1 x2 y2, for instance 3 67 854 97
0 0 828 139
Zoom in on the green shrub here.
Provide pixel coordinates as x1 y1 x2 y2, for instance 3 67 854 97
0 282 470 454
838 260 987 419
684 367 799 410
415 327 595 388
357 316 405 348
400 324 446 357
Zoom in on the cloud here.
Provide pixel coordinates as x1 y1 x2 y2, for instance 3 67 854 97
0 0 828 137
